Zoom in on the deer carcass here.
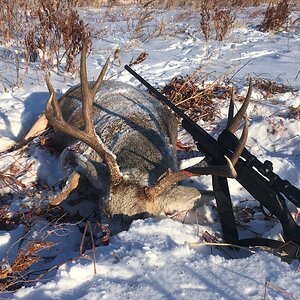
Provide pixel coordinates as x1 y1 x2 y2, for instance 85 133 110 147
24 40 249 222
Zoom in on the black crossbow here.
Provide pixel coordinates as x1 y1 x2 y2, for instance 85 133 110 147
125 65 300 259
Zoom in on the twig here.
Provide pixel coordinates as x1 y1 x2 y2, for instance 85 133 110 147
33 255 83 284
87 221 97 274
264 281 297 300
228 58 256 82
190 241 256 253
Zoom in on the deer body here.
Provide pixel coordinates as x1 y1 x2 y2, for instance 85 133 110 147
58 80 178 185
44 39 248 222
52 80 201 218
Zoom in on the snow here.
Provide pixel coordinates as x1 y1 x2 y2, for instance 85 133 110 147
6 219 300 300
0 4 300 299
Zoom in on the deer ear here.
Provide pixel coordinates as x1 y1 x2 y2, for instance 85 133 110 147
158 185 213 215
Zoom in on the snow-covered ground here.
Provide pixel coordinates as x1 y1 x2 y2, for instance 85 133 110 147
0 4 300 299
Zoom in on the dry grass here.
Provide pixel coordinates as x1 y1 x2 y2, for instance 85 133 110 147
259 0 291 32
1 0 300 10
93 0 300 7
0 156 38 198
0 224 56 292
128 5 154 41
0 240 55 290
200 4 236 42
254 77 296 99
289 105 300 120
0 207 109 292
160 72 236 123
0 197 97 292
129 52 148 66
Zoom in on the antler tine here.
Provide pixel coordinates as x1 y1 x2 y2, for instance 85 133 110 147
80 38 95 136
45 48 122 185
145 156 237 200
227 87 235 126
80 38 109 135
227 78 252 133
145 171 191 200
45 84 63 121
92 58 110 96
230 115 248 166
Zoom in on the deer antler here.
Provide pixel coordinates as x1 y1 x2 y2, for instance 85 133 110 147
226 78 252 133
45 39 122 185
146 79 252 200
144 156 237 199
226 78 252 165
50 171 81 205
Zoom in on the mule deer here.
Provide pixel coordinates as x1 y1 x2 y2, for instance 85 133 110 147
7 39 250 222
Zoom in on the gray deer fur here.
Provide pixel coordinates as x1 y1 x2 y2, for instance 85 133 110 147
52 80 203 219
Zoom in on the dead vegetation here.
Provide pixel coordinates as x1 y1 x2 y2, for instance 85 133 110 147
128 4 154 41
0 0 90 88
0 156 38 198
0 199 106 292
25 1 90 73
200 2 236 41
254 77 296 99
289 105 300 120
83 0 300 8
259 0 291 32
0 216 58 291
161 74 300 125
0 0 299 90
129 52 148 66
160 72 234 123
0 239 55 291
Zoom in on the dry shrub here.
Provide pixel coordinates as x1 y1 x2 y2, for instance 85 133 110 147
0 0 31 86
0 202 83 292
254 78 296 99
127 5 154 41
0 0 37 44
214 8 236 41
200 3 236 42
160 73 232 123
0 0 91 88
200 6 211 42
0 157 37 198
289 105 300 120
109 0 271 9
25 0 91 73
259 0 290 32
129 51 148 66
0 206 32 231
0 230 55 291
0 241 54 282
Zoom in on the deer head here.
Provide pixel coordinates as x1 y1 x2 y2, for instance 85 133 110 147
45 39 250 220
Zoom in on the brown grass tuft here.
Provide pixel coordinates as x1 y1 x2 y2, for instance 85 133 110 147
160 73 234 123
200 3 236 41
259 0 290 32
254 78 296 99
0 237 55 291
289 105 300 120
129 52 148 66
